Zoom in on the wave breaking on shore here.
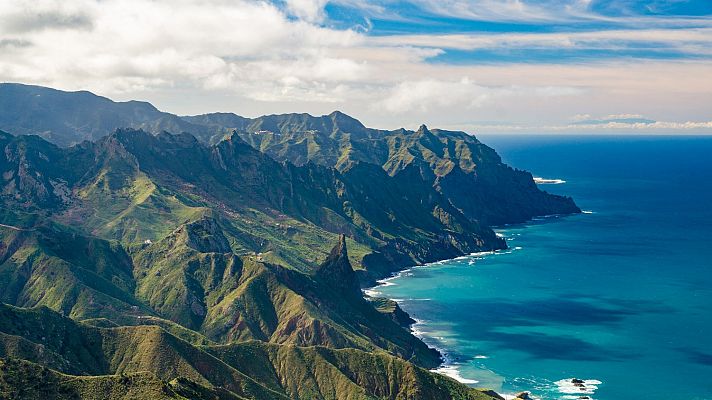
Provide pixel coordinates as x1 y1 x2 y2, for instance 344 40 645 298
533 177 567 184
432 364 479 384
363 248 519 387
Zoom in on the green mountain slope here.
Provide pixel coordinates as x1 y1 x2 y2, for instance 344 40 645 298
0 128 500 371
0 222 149 322
1 128 503 275
201 113 580 225
0 358 236 400
0 83 578 226
0 211 440 367
135 229 440 366
0 303 499 400
0 84 581 399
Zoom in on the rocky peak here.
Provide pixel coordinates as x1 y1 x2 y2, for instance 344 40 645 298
315 234 361 296
332 234 348 258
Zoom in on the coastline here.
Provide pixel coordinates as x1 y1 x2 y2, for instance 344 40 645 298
354 136 712 400
364 249 510 391
533 177 567 185
364 213 583 399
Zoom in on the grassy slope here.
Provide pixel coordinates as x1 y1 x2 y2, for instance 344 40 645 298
0 223 151 321
0 129 491 373
0 304 499 400
57 131 400 272
3 128 502 278
210 342 497 400
0 357 249 400
0 210 439 368
133 223 439 366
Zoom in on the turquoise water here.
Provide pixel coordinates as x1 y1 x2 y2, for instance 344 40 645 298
373 136 712 400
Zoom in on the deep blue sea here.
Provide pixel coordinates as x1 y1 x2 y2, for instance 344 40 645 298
371 135 712 400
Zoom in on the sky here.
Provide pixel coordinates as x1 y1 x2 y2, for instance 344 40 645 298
1 0 711 134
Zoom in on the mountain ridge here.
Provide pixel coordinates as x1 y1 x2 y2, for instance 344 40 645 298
0 83 220 146
0 83 578 224
0 83 579 399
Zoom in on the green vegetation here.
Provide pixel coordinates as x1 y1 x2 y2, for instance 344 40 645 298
0 358 183 400
0 84 580 399
0 304 498 399
222 116 581 226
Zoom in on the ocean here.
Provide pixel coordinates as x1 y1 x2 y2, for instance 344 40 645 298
369 135 712 400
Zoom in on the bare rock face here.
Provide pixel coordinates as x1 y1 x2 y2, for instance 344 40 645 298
315 234 361 298
389 300 416 328
1 133 55 206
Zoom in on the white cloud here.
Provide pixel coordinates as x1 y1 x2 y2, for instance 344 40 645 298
601 114 646 120
370 28 712 56
405 0 591 23
378 78 490 112
0 0 710 134
378 78 582 113
589 120 712 130
337 0 594 24
454 120 712 134
571 114 592 122
0 0 94 33
345 0 712 27
0 0 369 95
284 0 329 23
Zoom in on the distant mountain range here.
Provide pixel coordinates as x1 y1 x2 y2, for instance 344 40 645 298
0 83 578 399
0 83 219 146
1 82 578 226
